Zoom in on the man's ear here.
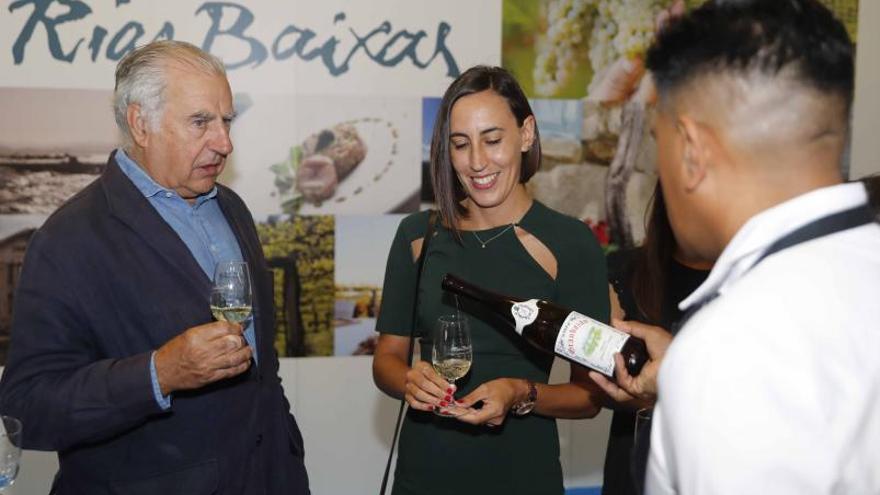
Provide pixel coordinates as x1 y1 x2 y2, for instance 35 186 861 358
677 115 713 192
519 115 536 152
127 103 151 148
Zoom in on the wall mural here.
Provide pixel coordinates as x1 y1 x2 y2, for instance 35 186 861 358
0 0 860 361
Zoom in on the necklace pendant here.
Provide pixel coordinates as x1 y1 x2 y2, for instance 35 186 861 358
481 243 486 248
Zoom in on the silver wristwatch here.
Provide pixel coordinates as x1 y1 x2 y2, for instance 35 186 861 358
512 381 538 416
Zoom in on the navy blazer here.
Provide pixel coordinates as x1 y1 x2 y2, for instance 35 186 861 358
0 152 309 495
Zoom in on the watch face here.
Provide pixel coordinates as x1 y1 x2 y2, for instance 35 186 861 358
514 401 535 416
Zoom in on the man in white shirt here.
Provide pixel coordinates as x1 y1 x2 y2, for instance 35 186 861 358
637 0 880 493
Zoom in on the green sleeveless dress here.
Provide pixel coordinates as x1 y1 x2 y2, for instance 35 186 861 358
376 201 609 495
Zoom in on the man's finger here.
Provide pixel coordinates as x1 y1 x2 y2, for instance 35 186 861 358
589 370 634 402
194 321 244 341
216 345 252 370
614 319 660 340
219 360 251 380
611 318 633 334
207 321 245 338
613 353 637 389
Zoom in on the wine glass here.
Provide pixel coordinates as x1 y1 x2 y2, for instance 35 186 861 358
0 416 22 491
431 314 472 416
210 261 253 325
634 407 653 444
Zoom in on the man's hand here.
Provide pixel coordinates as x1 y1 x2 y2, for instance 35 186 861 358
154 321 252 395
589 319 672 407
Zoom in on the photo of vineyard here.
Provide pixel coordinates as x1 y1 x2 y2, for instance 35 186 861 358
502 0 859 251
258 215 335 357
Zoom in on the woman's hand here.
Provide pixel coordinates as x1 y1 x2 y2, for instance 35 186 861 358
373 335 459 414
589 318 672 406
453 378 527 427
404 361 456 413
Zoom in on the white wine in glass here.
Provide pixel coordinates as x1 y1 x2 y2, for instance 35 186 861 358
210 261 252 324
0 416 22 491
431 314 472 415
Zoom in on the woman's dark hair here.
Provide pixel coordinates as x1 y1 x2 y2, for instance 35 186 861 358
630 183 676 324
430 65 541 234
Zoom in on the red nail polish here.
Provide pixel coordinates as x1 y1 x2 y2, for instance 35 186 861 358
446 387 453 394
444 395 451 402
440 401 448 407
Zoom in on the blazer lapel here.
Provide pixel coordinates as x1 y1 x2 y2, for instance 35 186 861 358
100 151 212 297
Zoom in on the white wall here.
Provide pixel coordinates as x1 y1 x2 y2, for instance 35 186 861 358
850 0 880 179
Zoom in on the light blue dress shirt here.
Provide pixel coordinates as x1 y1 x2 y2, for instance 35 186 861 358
115 150 258 410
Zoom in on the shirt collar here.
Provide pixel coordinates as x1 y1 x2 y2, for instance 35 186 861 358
115 148 218 205
680 182 869 310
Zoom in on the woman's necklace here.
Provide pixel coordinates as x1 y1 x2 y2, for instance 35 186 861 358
472 223 515 248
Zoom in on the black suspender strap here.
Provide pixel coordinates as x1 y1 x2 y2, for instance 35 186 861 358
380 211 437 495
751 204 875 268
674 204 875 333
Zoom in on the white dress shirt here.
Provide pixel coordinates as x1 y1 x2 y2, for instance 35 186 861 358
646 182 880 495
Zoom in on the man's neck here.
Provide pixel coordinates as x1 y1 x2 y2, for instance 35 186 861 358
716 166 843 254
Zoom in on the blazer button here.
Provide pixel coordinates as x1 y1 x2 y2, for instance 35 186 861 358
256 433 263 445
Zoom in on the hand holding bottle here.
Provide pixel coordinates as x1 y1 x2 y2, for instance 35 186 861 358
588 319 672 405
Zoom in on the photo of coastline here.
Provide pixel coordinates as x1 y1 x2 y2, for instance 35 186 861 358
333 214 402 356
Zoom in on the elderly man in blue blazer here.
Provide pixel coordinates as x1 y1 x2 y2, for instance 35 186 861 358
0 40 310 495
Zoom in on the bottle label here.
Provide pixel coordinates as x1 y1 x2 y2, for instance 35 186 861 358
554 312 629 376
511 299 540 335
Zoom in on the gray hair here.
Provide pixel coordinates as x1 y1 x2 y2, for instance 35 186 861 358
113 40 227 147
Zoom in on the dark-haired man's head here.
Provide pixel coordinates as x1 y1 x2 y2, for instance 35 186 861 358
645 0 854 261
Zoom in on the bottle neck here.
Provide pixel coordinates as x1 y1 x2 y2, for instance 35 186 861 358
441 274 519 323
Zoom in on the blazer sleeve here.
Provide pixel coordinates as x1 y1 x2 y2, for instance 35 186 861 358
0 233 163 452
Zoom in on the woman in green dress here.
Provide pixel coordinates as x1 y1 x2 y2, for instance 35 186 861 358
372 65 609 495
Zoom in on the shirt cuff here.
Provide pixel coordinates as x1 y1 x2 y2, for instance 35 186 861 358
149 351 172 410
245 319 258 365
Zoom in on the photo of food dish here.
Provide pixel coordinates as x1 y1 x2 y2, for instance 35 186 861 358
265 96 421 216
296 123 368 203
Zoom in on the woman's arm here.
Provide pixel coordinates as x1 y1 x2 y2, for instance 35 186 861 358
453 362 603 427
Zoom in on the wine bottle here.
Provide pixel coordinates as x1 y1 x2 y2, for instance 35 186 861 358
441 273 647 378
